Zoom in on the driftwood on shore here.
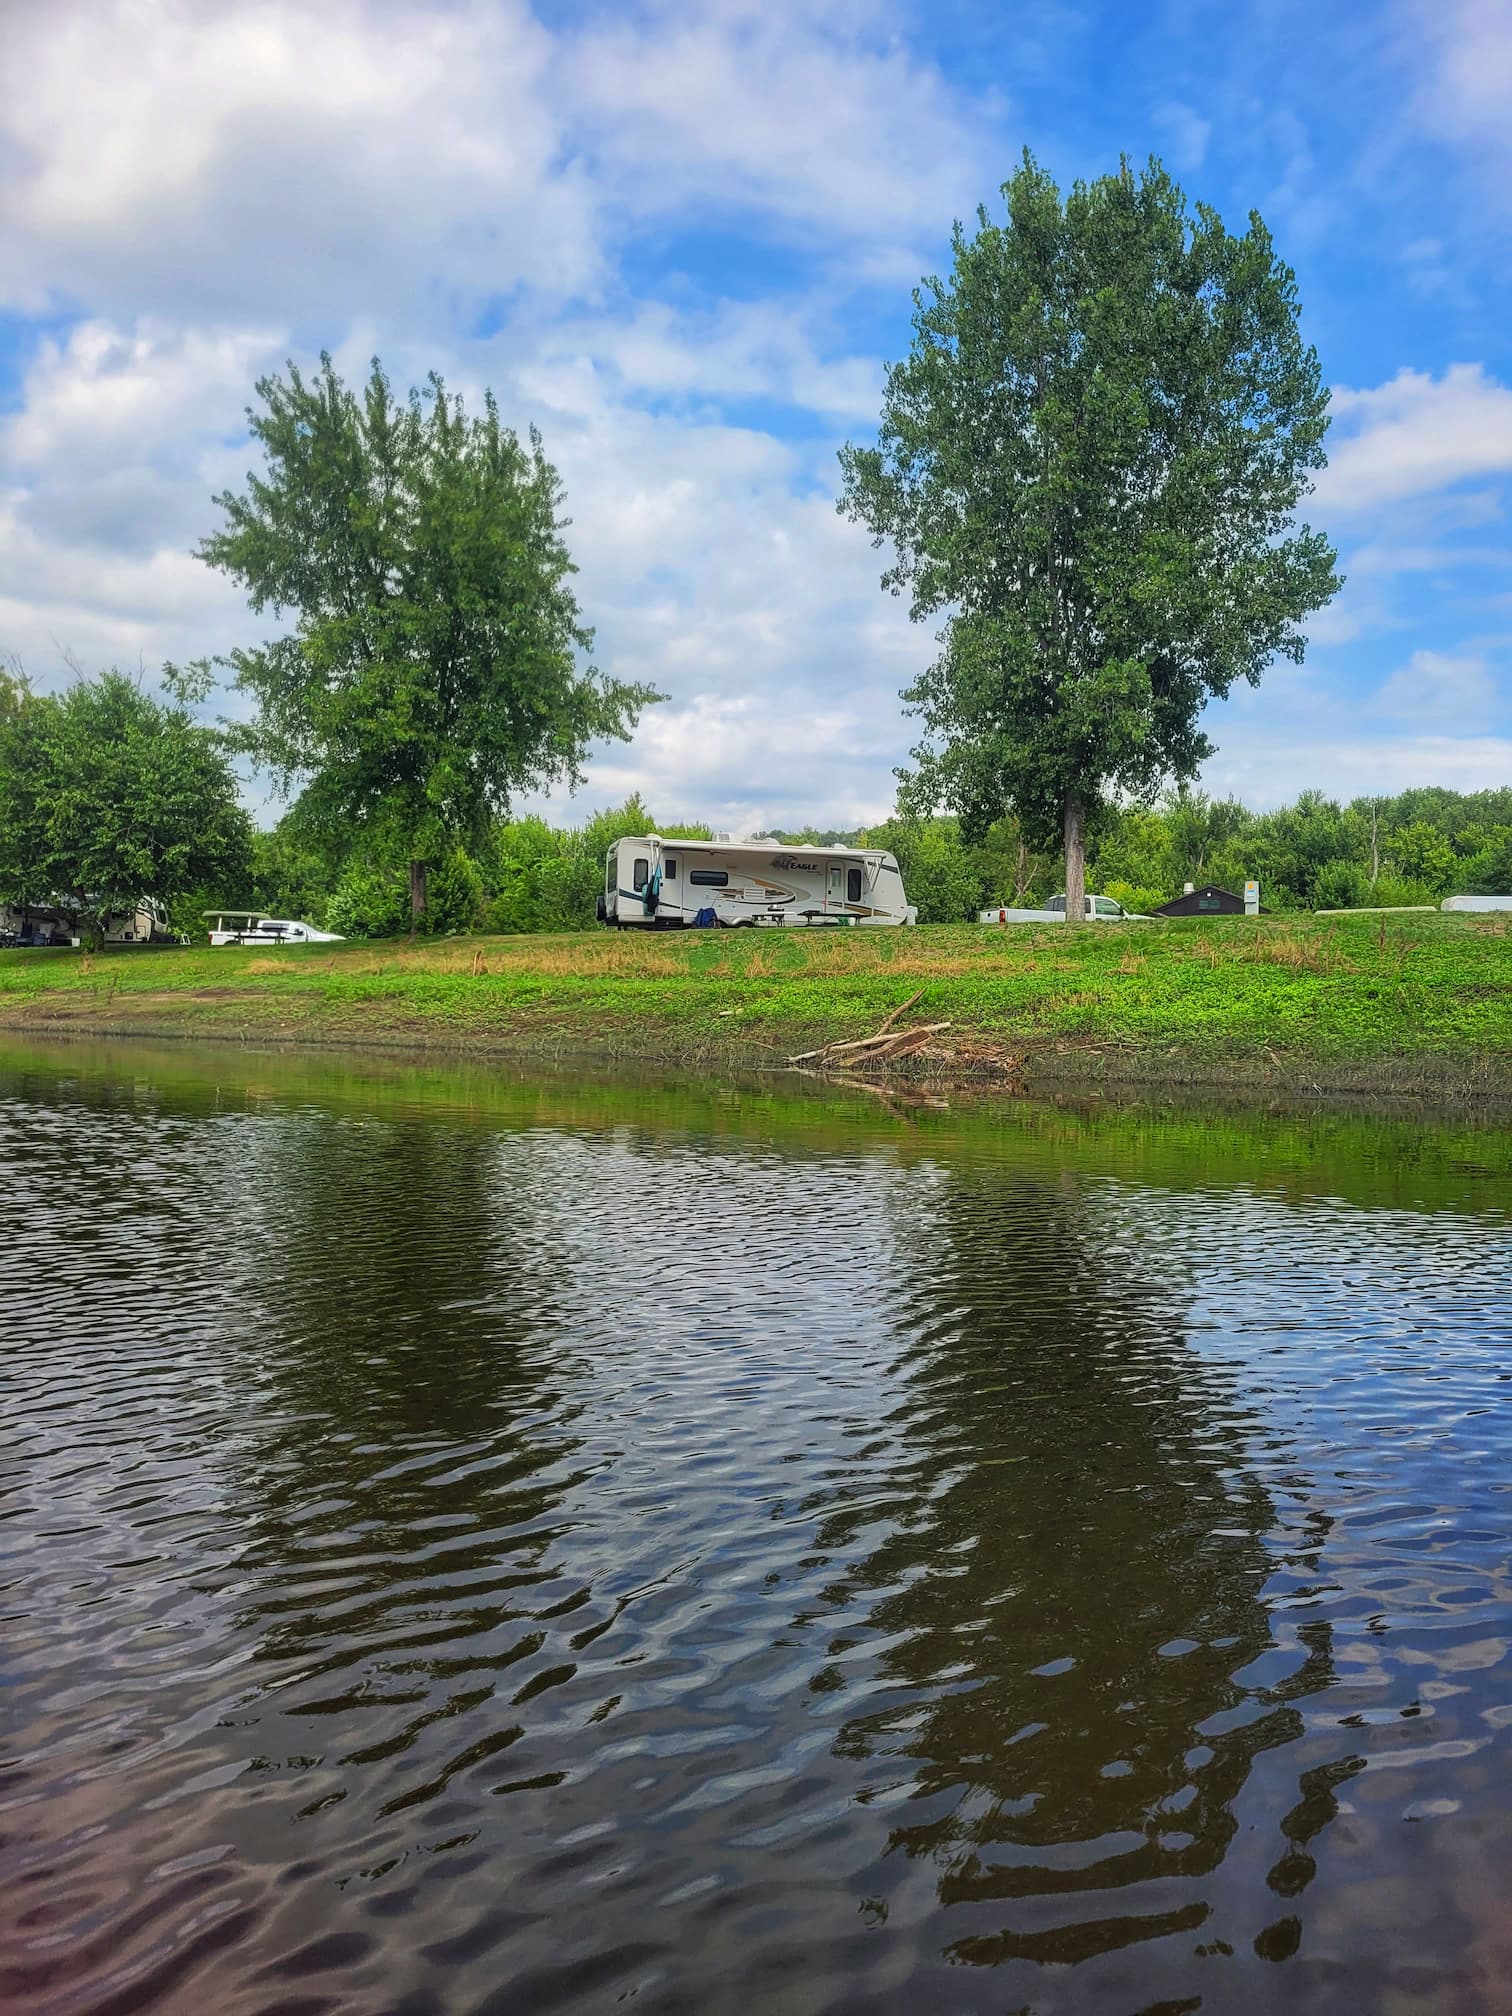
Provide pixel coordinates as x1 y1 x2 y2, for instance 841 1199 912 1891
786 988 1032 1082
787 987 955 1071
787 1021 953 1066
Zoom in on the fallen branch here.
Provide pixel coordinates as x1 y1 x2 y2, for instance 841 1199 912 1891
873 987 925 1037
789 1020 951 1065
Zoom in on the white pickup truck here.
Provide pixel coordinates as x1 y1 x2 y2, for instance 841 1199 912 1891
979 894 1153 924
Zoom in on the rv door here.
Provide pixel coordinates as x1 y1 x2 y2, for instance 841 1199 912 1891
615 839 654 925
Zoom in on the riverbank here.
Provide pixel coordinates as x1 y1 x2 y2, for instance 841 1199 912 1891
2 911 1508 1098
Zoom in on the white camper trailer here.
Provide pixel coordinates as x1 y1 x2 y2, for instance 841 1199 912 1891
599 837 917 928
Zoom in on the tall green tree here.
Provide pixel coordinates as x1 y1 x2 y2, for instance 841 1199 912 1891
1162 786 1252 887
0 670 251 947
199 355 662 929
839 153 1340 921
0 664 51 919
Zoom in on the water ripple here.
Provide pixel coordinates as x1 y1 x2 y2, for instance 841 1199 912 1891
1 1061 1510 2014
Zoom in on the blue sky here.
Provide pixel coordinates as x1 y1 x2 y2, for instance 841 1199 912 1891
2 0 1510 829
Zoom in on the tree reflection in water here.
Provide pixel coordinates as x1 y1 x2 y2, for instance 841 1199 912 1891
799 1165 1355 1980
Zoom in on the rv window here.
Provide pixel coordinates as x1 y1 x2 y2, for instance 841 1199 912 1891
689 870 728 887
606 850 616 892
846 867 863 902
665 859 677 879
632 858 649 891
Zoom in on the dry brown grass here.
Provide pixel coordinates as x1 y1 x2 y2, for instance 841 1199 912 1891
1233 929 1359 975
317 932 1062 986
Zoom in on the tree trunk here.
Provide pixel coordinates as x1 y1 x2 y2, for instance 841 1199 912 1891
409 858 429 936
1063 792 1086 925
1369 805 1380 888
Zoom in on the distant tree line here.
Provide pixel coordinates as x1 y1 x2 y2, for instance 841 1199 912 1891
158 780 1511 939
2 652 1507 941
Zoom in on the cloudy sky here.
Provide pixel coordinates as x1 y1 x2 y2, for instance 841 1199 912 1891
3 0 1511 832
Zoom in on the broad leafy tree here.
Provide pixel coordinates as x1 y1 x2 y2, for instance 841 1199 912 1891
0 665 51 920
0 670 251 947
200 355 662 929
840 154 1340 919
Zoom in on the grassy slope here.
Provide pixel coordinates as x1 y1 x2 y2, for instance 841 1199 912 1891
1 913 1508 1091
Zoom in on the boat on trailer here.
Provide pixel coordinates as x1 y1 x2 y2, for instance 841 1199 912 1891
204 910 345 946
599 837 917 928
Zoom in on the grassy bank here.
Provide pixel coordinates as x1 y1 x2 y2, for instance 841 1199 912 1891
1 912 1508 1096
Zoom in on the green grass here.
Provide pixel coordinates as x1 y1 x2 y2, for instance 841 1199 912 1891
2 912 1509 1095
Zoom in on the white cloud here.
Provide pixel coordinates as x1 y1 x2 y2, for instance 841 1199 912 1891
0 0 597 321
1407 0 1512 185
0 0 993 331
1152 100 1211 172
1347 541 1512 579
568 0 995 252
1203 732 1512 809
1318 365 1512 511
1376 648 1497 723
552 689 905 834
537 300 883 421
0 0 988 801
0 319 287 677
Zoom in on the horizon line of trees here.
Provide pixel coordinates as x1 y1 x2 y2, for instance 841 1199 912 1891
178 777 1512 939
3 658 1509 944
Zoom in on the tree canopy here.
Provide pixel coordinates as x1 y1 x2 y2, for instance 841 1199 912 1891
199 355 662 926
0 669 251 946
839 152 1341 919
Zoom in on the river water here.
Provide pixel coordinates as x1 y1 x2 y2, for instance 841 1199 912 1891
3 1040 1512 2016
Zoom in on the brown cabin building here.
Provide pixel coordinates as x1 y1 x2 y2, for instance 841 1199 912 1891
1154 884 1265 917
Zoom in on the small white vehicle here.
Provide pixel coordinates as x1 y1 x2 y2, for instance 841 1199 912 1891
980 894 1153 924
1441 894 1512 913
204 910 345 946
599 836 916 928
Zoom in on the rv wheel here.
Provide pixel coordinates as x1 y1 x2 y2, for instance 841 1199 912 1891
595 893 607 923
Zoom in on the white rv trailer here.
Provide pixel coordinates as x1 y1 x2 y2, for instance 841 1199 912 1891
0 898 177 947
600 836 917 928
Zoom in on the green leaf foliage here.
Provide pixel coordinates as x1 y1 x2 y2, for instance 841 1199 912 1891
199 354 663 917
839 152 1341 858
0 670 251 942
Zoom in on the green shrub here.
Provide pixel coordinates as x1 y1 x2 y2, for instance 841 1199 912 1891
1368 873 1440 908
1102 880 1168 916
326 863 409 939
1312 860 1370 910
